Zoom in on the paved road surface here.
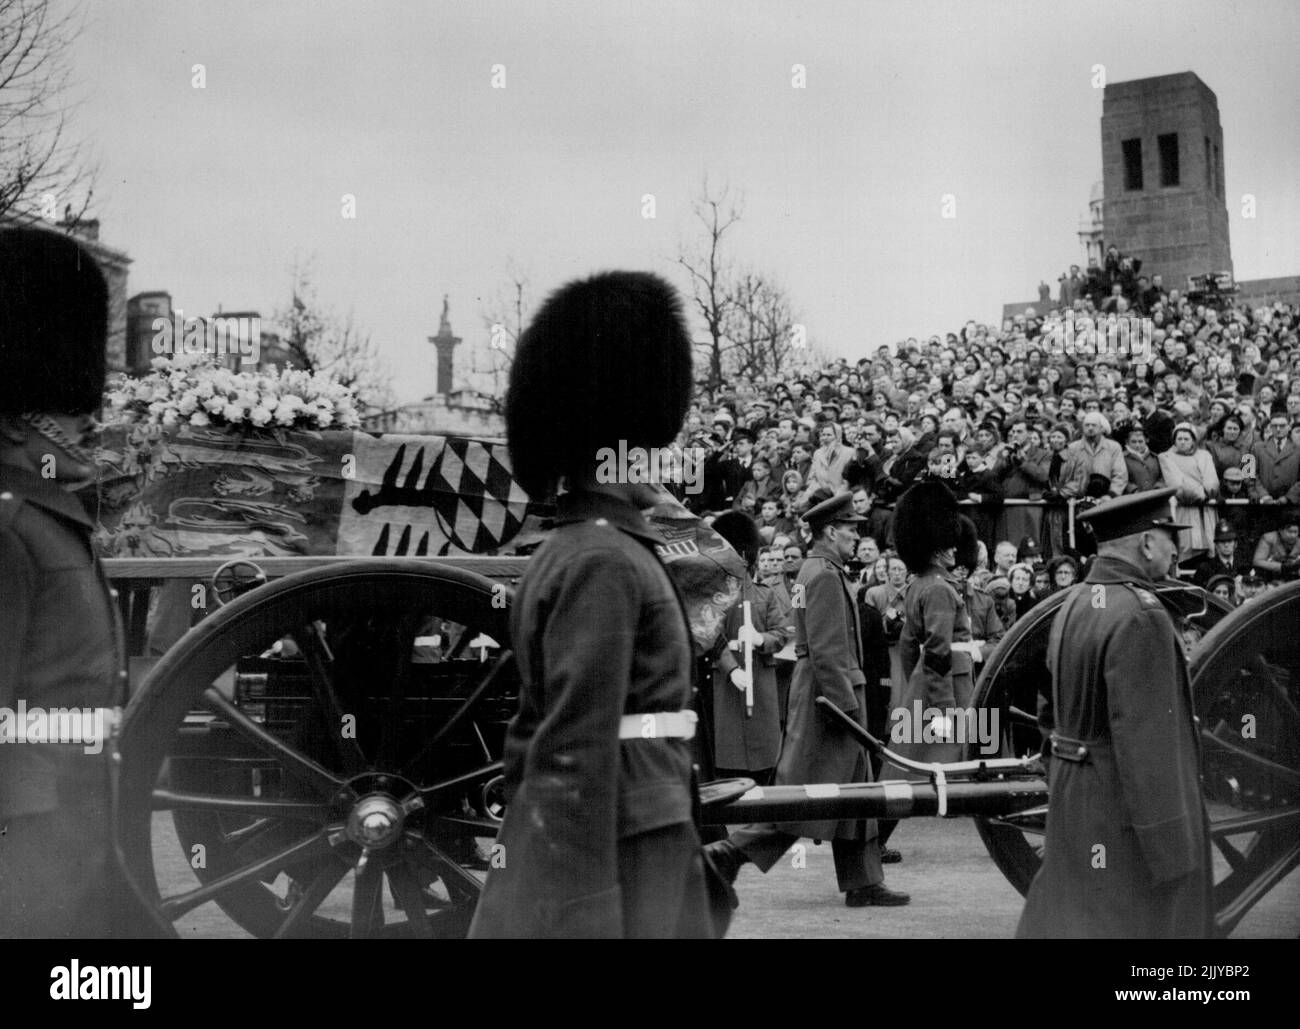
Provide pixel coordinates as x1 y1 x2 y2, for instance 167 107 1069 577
153 813 1299 939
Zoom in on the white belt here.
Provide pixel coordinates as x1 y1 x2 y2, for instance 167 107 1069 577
951 642 982 655
618 710 698 741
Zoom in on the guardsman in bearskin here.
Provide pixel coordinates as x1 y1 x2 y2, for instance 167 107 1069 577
468 271 714 938
707 511 793 784
891 480 976 768
1018 487 1211 938
705 492 910 908
0 226 126 937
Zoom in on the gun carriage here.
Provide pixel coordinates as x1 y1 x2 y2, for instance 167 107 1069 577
105 551 1300 939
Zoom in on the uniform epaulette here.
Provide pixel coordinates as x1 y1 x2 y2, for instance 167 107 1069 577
1119 582 1162 608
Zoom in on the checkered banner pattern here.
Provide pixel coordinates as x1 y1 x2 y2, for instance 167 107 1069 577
91 425 742 651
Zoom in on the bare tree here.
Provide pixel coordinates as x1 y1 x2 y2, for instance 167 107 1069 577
273 261 395 413
476 259 531 402
0 0 96 221
677 178 743 391
725 269 798 381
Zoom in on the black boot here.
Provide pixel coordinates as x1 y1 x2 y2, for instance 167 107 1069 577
845 883 911 907
702 839 748 887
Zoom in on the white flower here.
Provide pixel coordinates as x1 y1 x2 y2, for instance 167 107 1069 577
249 406 273 427
189 410 211 427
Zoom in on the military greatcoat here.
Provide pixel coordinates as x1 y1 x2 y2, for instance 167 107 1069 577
0 465 126 937
709 577 792 773
1017 553 1212 938
769 538 877 842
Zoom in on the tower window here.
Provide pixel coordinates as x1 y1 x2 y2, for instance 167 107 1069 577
1158 133 1179 186
1122 138 1143 191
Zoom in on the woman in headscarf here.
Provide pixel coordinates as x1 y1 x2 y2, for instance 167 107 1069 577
779 468 806 515
1158 422 1220 558
806 421 854 496
1204 414 1246 480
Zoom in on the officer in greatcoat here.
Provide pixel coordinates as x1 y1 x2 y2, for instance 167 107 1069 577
0 226 127 937
468 271 714 939
1017 487 1212 938
705 492 910 908
707 512 792 783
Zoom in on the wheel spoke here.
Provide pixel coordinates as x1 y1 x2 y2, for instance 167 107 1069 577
222 818 273 846
409 837 485 898
987 805 1047 836
349 862 385 939
1209 807 1300 838
202 687 343 793
1214 833 1300 937
152 788 330 821
1213 835 1247 872
437 815 502 836
1200 731 1300 789
387 862 434 939
159 829 335 922
419 761 503 802
1007 705 1038 728
272 862 351 939
291 622 369 774
401 651 515 779
369 611 423 770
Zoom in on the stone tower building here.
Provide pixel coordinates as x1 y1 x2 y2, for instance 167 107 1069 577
1100 72 1232 290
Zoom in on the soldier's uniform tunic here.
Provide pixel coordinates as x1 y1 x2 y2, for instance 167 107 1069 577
468 490 712 938
0 466 126 937
891 567 972 768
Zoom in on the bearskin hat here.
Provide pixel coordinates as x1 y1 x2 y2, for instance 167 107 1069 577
505 271 692 498
954 513 981 573
893 479 961 574
711 510 763 568
0 227 108 415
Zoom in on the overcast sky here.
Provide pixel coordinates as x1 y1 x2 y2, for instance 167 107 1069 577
73 0 1300 403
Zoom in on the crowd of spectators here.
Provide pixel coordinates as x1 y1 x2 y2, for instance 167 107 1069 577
669 250 1300 635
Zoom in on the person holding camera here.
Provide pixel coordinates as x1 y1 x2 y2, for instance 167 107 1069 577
1252 513 1300 582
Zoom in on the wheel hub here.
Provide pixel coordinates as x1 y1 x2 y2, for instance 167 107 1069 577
345 793 405 849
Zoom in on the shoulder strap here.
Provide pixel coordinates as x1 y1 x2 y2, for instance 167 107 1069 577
1046 585 1089 725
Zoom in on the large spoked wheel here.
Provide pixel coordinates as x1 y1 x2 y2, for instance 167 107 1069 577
116 560 518 939
962 592 1068 894
1190 580 1300 937
965 584 1232 901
